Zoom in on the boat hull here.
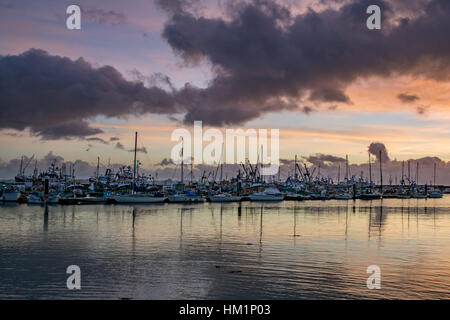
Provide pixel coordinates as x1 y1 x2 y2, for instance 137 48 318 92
113 196 167 203
334 195 352 200
249 195 284 201
168 194 205 203
210 196 242 202
1 191 21 202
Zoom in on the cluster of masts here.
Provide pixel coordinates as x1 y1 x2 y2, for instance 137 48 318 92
1 133 447 203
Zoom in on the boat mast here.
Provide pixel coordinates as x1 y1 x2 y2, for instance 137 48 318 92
379 150 383 194
33 160 38 180
401 161 404 185
416 162 419 185
434 162 437 186
219 142 224 183
181 137 184 184
345 154 349 182
19 156 24 177
261 144 264 183
368 152 372 186
408 160 411 184
337 165 340 184
294 155 298 180
133 131 137 192
96 157 100 180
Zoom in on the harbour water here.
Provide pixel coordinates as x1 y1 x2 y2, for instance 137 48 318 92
1 197 450 299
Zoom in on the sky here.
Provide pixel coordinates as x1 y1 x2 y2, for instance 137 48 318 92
0 0 449 181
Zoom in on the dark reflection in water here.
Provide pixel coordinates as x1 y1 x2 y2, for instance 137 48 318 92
1 197 450 300
43 205 48 233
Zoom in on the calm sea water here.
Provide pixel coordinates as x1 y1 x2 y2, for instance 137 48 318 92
1 197 450 299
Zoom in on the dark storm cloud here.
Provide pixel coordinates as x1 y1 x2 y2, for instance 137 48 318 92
32 120 103 140
130 69 176 92
2 0 450 138
128 147 148 154
309 87 351 104
86 137 109 144
368 142 390 162
397 93 420 103
156 157 175 166
0 49 180 139
115 142 125 150
159 0 450 125
110 137 120 142
416 105 429 115
280 158 295 166
301 106 316 114
303 154 346 167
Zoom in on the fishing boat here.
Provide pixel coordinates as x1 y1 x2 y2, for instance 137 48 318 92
0 187 21 202
309 190 331 200
168 191 204 203
113 193 167 203
359 192 381 200
209 193 242 202
334 193 352 200
284 192 304 201
168 193 187 203
27 193 60 204
412 192 427 199
249 187 284 201
428 190 443 199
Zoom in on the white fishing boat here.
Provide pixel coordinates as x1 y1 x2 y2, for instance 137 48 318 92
209 193 242 202
249 187 284 201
